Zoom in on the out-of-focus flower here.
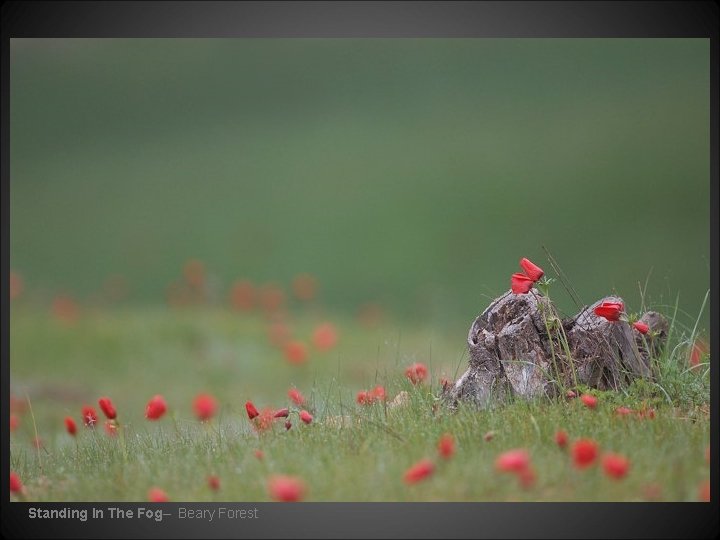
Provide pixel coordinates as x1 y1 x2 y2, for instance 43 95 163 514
403 459 435 484
495 449 530 473
82 405 98 427
602 453 630 480
405 362 428 385
145 395 167 420
312 323 338 351
98 397 117 420
65 416 77 436
193 393 218 421
288 388 306 407
229 280 255 311
437 433 455 459
580 394 598 409
284 341 308 365
268 475 306 502
519 258 544 282
571 439 599 469
148 487 169 502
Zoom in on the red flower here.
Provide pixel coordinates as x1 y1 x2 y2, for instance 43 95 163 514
98 397 117 420
245 401 259 420
632 321 649 334
518 466 537 489
10 472 22 494
571 439 599 469
148 487 169 502
145 395 167 420
519 258 544 282
284 341 308 365
268 475 306 502
312 322 338 351
405 362 428 385
258 284 285 313
438 433 455 459
615 406 633 417
288 388 306 407
82 405 98 427
10 413 19 432
285 421 292 430
254 449 265 460
273 408 290 418
495 449 530 473
267 321 292 348
403 459 435 484
593 301 624 322
252 408 276 432
299 410 313 425
602 453 630 480
104 420 118 437
64 416 77 436
511 273 534 294
229 280 255 311
356 390 370 405
370 385 386 401
193 393 218 421
580 394 598 409
207 475 221 491
698 480 710 502
554 430 568 448
52 294 80 323
690 339 708 368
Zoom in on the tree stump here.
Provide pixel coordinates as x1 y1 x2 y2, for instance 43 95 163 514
442 289 668 409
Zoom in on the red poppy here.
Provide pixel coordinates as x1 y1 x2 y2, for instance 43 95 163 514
312 322 338 351
292 273 317 301
356 390 370 405
405 362 428 385
438 433 455 459
145 395 167 420
403 459 435 484
52 294 80 323
636 407 656 420
288 388 306 407
229 280 255 311
273 408 290 418
65 416 77 436
268 475 306 502
98 397 117 420
370 385 386 402
284 341 308 365
245 401 259 420
580 394 598 409
285 421 292 430
555 430 568 448
104 420 118 437
254 449 265 460
632 321 649 334
519 258 544 282
252 408 276 433
259 284 285 313
571 439 599 469
10 271 23 301
207 475 221 491
148 487 169 502
267 322 292 348
518 466 537 489
593 301 624 322
690 339 708 368
698 480 710 502
10 413 19 432
82 405 98 427
511 273 534 294
602 453 630 480
483 431 495 442
10 472 22 494
299 410 313 424
495 449 530 473
193 393 218 421
615 406 633 416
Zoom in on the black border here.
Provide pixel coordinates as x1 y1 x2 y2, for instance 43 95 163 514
2 1 718 539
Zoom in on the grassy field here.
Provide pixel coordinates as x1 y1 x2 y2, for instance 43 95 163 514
9 294 710 502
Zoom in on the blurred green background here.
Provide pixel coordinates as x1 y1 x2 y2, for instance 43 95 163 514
10 38 710 327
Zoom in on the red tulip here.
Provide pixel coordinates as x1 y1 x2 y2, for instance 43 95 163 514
633 321 649 334
10 413 19 432
287 388 305 407
511 273 534 294
268 475 306 502
405 362 428 385
64 416 77 436
245 401 259 420
98 397 117 420
437 433 455 459
284 341 308 365
207 475 221 491
554 430 568 448
495 449 530 473
148 487 169 502
602 453 630 480
273 408 290 418
299 410 313 425
403 459 435 484
312 322 338 351
145 395 167 420
571 439 599 469
10 472 22 494
193 393 218 421
580 394 598 409
593 301 624 322
519 258 544 282
82 405 98 427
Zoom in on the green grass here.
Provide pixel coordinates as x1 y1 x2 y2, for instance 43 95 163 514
9 300 710 502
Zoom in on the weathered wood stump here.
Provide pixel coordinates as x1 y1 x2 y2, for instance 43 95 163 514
442 289 668 409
